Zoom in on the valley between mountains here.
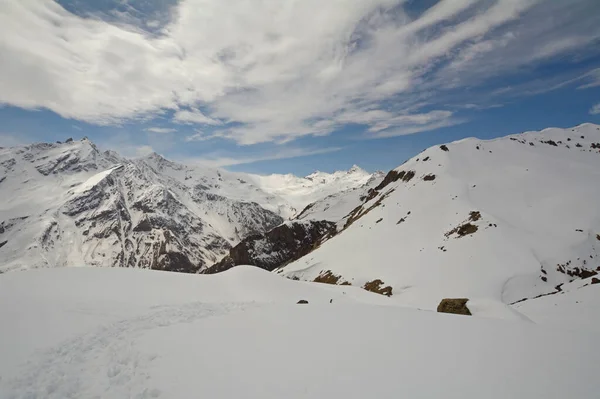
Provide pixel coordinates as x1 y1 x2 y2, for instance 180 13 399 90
1 124 600 398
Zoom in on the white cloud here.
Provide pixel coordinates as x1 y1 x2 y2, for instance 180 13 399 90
590 103 600 115
184 131 212 142
369 117 465 139
173 109 221 125
94 132 159 158
1 0 599 144
145 127 176 134
0 133 27 148
134 145 155 157
181 147 343 168
578 68 600 89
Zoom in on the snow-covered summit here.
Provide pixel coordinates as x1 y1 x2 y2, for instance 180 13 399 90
277 123 600 310
0 139 380 272
249 164 380 215
0 139 287 272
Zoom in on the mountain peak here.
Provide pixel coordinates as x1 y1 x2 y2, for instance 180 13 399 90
347 164 365 174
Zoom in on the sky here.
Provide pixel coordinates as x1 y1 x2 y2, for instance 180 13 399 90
1 0 600 176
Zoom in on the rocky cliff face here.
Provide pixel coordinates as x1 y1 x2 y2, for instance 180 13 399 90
0 139 283 273
204 220 336 274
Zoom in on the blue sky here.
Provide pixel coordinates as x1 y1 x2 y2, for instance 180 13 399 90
1 0 600 176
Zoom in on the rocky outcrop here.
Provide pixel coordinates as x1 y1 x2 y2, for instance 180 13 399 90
437 298 472 315
204 220 336 274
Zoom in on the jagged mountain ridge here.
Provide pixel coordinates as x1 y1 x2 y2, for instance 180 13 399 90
247 164 380 215
205 172 387 274
274 123 600 309
0 139 377 273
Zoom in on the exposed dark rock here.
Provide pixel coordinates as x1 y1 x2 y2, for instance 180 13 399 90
363 279 393 297
591 278 599 285
440 145 449 152
541 140 558 146
314 270 351 285
402 170 416 182
469 211 481 222
295 202 315 220
153 252 199 273
446 223 478 238
133 217 153 232
437 298 471 315
423 174 436 181
297 300 309 304
374 170 402 191
204 220 336 274
0 240 7 249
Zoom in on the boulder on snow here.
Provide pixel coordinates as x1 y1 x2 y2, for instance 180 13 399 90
297 300 309 304
437 298 472 316
363 279 393 297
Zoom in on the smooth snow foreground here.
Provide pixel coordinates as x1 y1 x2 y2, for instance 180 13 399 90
1 267 599 398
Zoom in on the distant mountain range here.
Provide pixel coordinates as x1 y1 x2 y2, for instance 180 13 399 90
0 138 378 272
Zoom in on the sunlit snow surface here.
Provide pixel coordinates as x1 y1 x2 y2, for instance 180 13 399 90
279 123 600 309
1 267 599 398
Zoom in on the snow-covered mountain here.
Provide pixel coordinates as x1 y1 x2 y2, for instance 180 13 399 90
292 170 385 223
275 123 600 309
0 138 376 273
2 125 600 398
204 171 386 274
248 165 380 217
0 139 283 272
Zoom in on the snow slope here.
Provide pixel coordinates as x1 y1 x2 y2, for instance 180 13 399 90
293 170 384 223
1 267 598 398
0 139 375 272
515 276 600 333
277 123 600 310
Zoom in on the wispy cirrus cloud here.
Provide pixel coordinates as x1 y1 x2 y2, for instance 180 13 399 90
180 147 343 168
145 127 176 134
590 103 600 115
1 0 599 146
578 68 600 90
184 131 212 142
0 132 27 148
173 109 222 125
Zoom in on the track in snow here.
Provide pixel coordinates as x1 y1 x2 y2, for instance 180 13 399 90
4 303 253 399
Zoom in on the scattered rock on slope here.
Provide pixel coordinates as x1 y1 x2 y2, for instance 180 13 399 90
363 279 393 297
313 270 351 285
437 298 472 315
